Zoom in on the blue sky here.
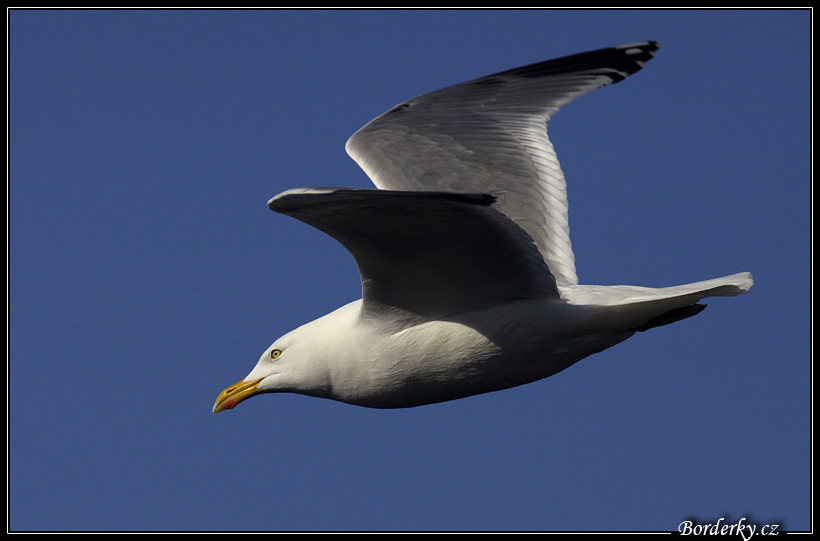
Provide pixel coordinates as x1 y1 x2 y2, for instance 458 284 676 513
9 9 810 532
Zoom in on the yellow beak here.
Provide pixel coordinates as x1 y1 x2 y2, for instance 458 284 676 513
212 378 264 414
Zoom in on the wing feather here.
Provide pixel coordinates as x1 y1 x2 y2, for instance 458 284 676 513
345 41 660 288
268 188 560 319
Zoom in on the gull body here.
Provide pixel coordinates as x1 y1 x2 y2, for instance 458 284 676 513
214 41 752 413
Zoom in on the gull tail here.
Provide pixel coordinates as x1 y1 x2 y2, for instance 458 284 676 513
567 272 753 332
626 272 753 332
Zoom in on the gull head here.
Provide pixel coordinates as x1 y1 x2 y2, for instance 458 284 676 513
212 331 332 414
212 303 356 413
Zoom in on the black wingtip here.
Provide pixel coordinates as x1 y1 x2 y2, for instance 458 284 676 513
267 187 496 215
635 303 707 332
488 40 660 83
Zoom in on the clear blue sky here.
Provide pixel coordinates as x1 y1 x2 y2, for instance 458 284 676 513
10 9 810 532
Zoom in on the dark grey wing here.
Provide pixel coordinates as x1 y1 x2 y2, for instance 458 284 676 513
268 187 560 319
345 41 659 289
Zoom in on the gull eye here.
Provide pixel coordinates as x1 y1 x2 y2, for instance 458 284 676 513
269 348 282 360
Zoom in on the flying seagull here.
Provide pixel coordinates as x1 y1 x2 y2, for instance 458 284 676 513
213 41 752 412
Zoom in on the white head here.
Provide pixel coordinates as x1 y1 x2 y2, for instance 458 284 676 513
212 301 360 413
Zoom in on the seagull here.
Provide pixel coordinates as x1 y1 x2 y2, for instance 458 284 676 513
213 41 752 413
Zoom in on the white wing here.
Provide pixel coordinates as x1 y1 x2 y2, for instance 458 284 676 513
345 41 659 288
268 188 560 319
